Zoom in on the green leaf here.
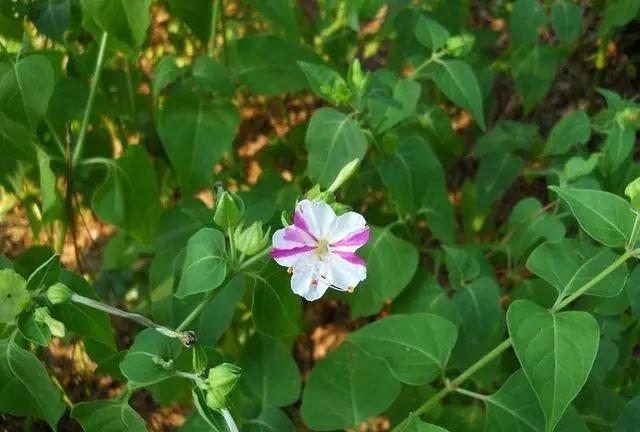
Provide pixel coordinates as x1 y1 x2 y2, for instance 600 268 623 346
511 45 560 113
507 300 599 432
349 313 457 385
120 328 183 386
391 270 460 324
91 146 161 244
562 249 628 298
551 0 583 45
399 417 449 432
306 107 368 188
0 55 55 130
50 270 115 349
379 135 454 243
36 147 62 220
245 407 295 432
414 16 450 52
152 56 187 100
563 154 601 182
349 227 419 317
509 0 547 48
452 277 503 342
0 269 29 324
550 186 636 248
30 0 70 42
0 111 36 164
159 92 240 195
251 264 301 338
543 110 591 156
476 153 523 208
372 79 422 132
613 396 640 432
604 123 634 172
166 0 211 42
626 265 640 319
233 35 321 95
600 0 640 33
17 310 51 346
301 342 401 431
0 337 65 429
425 60 486 130
472 121 538 157
191 56 234 96
176 228 228 298
245 0 300 39
154 198 213 253
72 399 147 432
240 333 301 407
484 370 588 432
26 253 60 292
298 61 347 102
80 0 151 51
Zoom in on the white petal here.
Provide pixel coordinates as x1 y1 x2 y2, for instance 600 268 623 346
291 268 331 301
329 211 367 243
327 253 367 291
271 228 315 267
297 199 337 239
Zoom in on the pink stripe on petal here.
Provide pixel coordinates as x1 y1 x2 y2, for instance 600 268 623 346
270 245 315 259
294 208 318 241
283 226 313 245
331 227 370 248
335 251 366 267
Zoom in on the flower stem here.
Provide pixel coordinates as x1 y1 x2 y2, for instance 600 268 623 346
70 293 195 346
395 248 636 429
72 32 108 168
208 0 221 57
176 287 224 332
236 246 271 272
221 408 239 432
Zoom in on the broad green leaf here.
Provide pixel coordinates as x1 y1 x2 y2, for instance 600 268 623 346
443 246 485 290
158 92 240 195
251 263 301 337
245 408 294 432
245 0 300 39
233 35 321 95
120 328 183 386
563 249 628 298
626 265 640 319
484 370 588 432
472 121 538 157
0 269 30 324
191 56 235 97
414 16 450 51
301 342 401 431
551 0 583 45
240 333 301 407
600 0 640 33
298 61 347 102
0 112 36 165
507 300 599 432
422 106 463 166
152 56 187 100
399 416 449 431
613 396 640 432
36 147 62 220
476 153 523 208
512 45 560 113
373 79 421 132
72 399 147 432
18 310 51 346
437 403 485 432
453 277 502 342
391 270 460 324
349 313 457 385
509 0 547 48
543 110 591 156
92 146 161 244
0 55 55 130
30 0 71 42
550 186 636 248
306 107 368 188
379 135 454 243
604 123 634 172
50 270 115 349
176 228 228 298
80 0 151 51
153 198 213 253
167 0 211 42
350 227 419 317
179 412 227 431
26 253 59 292
0 337 65 429
563 154 601 182
425 60 485 130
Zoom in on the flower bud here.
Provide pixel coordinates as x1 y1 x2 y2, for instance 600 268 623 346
204 363 241 410
0 269 30 324
34 307 66 338
445 34 474 57
625 177 640 212
234 222 270 256
214 190 243 229
328 159 360 193
46 283 72 305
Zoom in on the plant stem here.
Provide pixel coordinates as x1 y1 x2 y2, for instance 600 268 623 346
221 408 240 432
70 293 195 346
176 288 223 332
410 52 446 79
71 32 109 168
236 246 271 272
454 387 489 401
208 0 221 57
552 249 635 312
124 58 136 120
396 248 635 429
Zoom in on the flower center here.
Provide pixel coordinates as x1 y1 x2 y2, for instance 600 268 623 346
315 239 330 259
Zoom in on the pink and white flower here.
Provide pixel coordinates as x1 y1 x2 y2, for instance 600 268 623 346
270 199 369 301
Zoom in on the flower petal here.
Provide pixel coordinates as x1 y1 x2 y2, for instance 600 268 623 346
291 268 331 301
271 228 315 267
330 226 370 252
329 211 367 243
296 199 336 239
282 225 315 245
327 252 367 291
